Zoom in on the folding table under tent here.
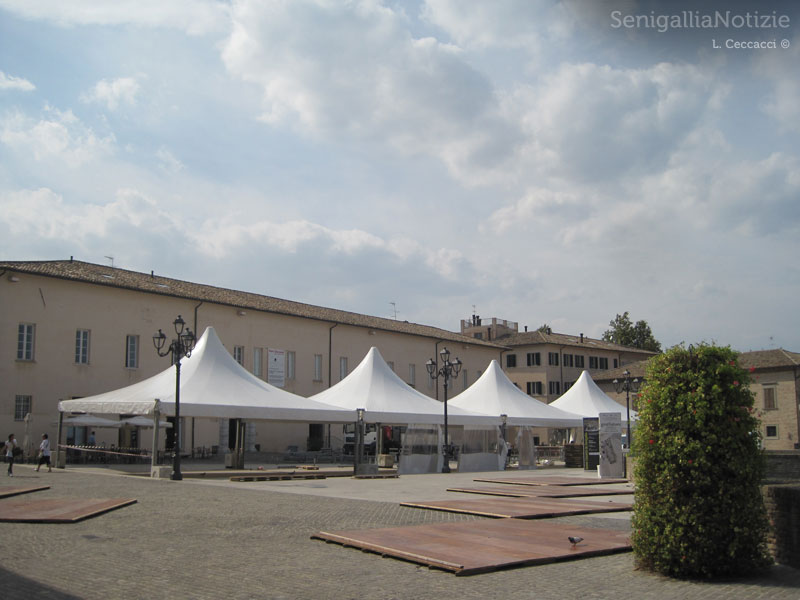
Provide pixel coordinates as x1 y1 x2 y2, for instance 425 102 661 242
58 327 355 466
449 360 584 470
310 347 499 474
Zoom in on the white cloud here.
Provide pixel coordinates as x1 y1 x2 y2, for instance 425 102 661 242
1 107 115 167
81 77 140 111
155 147 183 173
0 0 230 36
0 71 35 91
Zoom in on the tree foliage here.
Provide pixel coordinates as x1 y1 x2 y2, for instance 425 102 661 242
602 311 662 352
631 344 771 579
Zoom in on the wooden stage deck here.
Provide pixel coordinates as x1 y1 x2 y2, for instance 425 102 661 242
474 476 629 486
400 495 632 519
0 498 137 523
447 485 633 498
313 519 631 575
0 485 50 499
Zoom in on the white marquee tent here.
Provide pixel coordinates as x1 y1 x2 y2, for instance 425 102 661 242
58 327 354 423
550 370 637 421
310 346 499 426
449 360 584 427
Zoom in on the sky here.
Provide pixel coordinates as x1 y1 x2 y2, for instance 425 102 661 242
1 0 798 352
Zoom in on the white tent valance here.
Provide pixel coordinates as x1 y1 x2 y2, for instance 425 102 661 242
310 347 499 426
449 360 584 427
58 327 354 423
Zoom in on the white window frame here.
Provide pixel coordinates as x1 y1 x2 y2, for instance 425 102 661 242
125 335 139 369
408 363 416 388
339 356 348 381
765 424 779 439
763 385 777 410
253 347 263 378
233 345 244 366
15 395 32 421
75 329 90 365
17 323 35 361
314 354 323 382
287 351 296 380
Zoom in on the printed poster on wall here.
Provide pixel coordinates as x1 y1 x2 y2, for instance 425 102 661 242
268 349 286 388
598 412 623 478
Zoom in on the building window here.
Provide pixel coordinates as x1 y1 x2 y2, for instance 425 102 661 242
506 354 517 368
339 356 348 381
564 381 573 391
527 381 543 396
474 332 483 340
765 425 778 439
563 353 574 367
549 381 561 395
15 395 32 421
548 352 559 366
287 351 296 380
388 361 395 372
253 348 263 378
409 363 416 388
613 358 618 369
314 354 323 381
526 352 541 367
763 386 777 410
17 323 35 361
575 355 584 368
589 356 598 369
599 357 609 370
125 335 139 369
233 346 244 366
75 329 90 364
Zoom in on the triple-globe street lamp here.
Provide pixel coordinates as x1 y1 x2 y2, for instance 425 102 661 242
426 347 462 473
153 315 196 481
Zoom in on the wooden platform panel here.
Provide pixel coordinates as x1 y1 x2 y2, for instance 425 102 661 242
448 485 632 498
0 498 137 523
400 495 632 519
0 485 50 499
474 476 629 487
313 519 631 575
230 474 327 482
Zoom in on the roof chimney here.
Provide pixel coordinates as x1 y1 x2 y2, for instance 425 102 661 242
524 325 528 332
580 333 584 343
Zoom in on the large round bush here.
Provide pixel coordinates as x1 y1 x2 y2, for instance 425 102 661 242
631 344 771 578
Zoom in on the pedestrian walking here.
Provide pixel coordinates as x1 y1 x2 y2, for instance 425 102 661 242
36 433 52 472
4 433 18 476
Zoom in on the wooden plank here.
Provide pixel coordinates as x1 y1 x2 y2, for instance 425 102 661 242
474 476 629 487
448 485 632 498
400 496 632 519
0 498 137 523
313 519 631 575
0 485 50 499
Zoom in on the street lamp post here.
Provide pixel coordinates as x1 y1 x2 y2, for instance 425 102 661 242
153 315 196 481
613 369 640 477
426 347 462 474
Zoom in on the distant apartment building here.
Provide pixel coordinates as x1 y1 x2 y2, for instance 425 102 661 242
461 316 657 404
595 349 800 452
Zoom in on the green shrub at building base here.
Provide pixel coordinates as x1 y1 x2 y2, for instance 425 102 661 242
631 344 772 578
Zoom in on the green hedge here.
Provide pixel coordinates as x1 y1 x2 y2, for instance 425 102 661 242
631 344 771 578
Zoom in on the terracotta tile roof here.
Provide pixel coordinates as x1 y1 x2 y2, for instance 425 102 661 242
0 260 504 349
593 349 800 383
497 329 657 357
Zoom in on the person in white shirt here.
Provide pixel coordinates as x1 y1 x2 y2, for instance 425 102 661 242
36 433 52 473
3 433 17 476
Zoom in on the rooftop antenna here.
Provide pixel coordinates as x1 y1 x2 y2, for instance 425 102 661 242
389 302 397 320
104 255 114 268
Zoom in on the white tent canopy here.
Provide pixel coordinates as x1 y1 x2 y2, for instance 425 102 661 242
310 346 499 426
550 370 637 420
58 327 354 423
449 360 584 428
120 416 172 428
61 415 123 428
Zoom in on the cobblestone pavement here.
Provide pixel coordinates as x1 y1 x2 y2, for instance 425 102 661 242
1 464 798 600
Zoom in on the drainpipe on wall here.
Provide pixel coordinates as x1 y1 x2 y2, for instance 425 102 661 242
327 323 338 449
193 301 204 335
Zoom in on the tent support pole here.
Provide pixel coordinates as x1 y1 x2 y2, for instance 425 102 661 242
152 400 161 471
56 410 64 469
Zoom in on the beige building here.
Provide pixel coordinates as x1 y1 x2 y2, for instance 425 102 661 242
595 349 800 451
2 259 504 456
461 316 656 404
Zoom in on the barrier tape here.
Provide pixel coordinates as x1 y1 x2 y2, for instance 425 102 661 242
58 444 151 459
